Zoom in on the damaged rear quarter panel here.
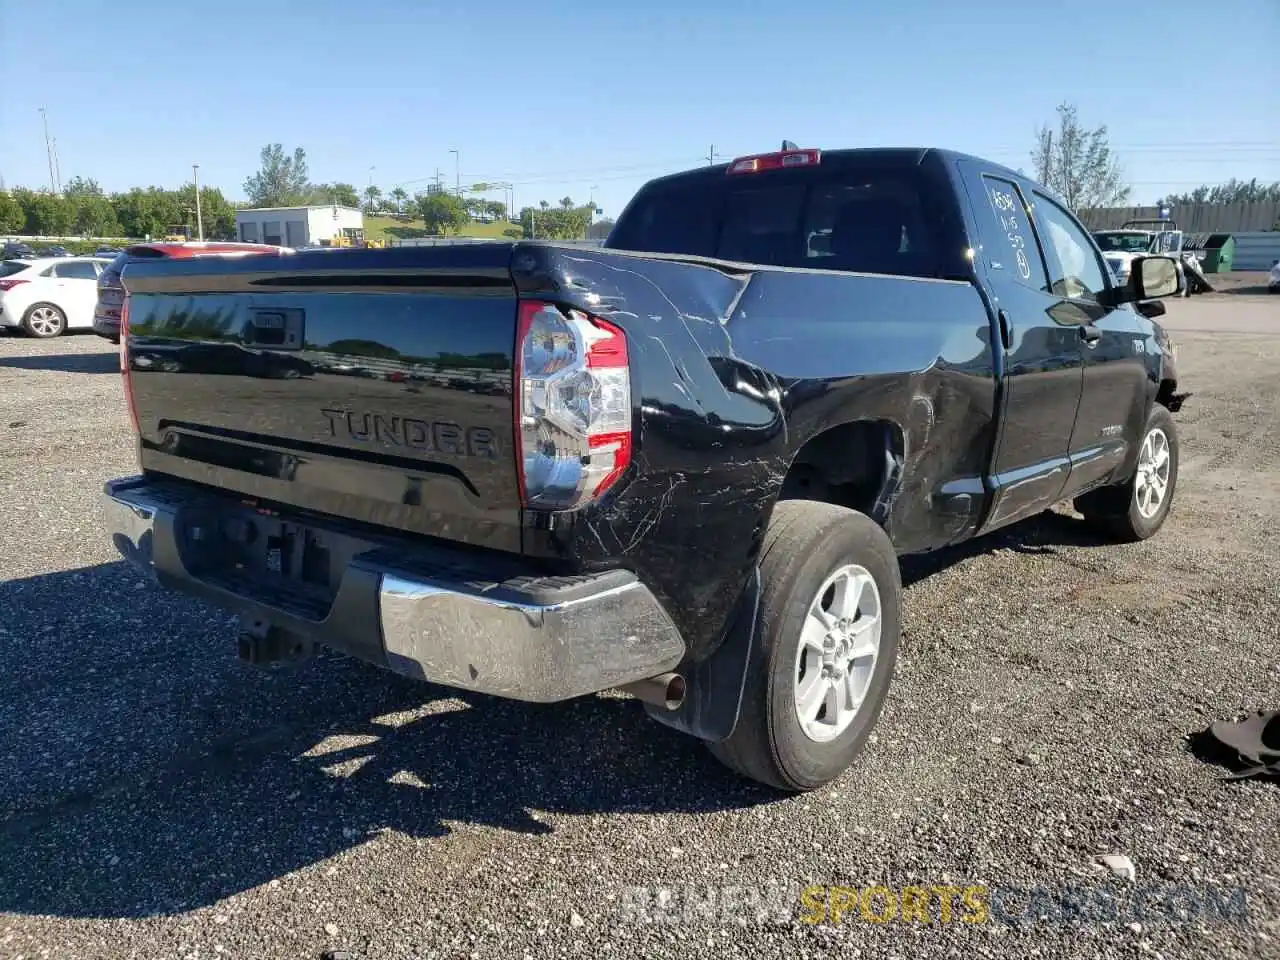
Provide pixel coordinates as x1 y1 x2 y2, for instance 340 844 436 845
513 246 997 661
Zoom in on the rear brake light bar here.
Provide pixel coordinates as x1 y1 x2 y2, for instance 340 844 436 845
0 278 29 291
727 148 821 175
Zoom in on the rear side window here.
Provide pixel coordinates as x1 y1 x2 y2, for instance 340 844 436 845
609 167 944 279
979 176 1048 292
52 261 100 280
0 261 27 278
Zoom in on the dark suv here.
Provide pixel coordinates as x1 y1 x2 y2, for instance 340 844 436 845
93 241 289 342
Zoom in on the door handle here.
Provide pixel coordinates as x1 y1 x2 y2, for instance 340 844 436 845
1079 324 1101 346
997 309 1012 350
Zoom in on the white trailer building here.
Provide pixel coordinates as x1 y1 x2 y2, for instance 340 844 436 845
234 205 365 248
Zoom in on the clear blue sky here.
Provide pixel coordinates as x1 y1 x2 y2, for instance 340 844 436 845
2 0 1277 217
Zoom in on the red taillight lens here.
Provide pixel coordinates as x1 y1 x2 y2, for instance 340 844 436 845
0 278 29 291
514 301 632 509
119 295 139 434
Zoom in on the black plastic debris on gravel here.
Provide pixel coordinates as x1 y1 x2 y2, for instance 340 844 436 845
1188 710 1280 782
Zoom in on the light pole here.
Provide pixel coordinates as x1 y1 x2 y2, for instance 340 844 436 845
192 163 204 241
37 107 55 193
449 149 460 194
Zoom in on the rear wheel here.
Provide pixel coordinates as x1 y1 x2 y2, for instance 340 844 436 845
708 500 901 791
1075 404 1179 542
22 303 67 338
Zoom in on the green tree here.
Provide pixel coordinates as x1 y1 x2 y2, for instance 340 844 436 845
197 186 238 239
1159 179 1280 205
416 192 470 235
73 195 120 236
389 186 408 214
364 184 382 213
244 143 311 207
307 182 360 208
1032 103 1130 212
63 176 105 198
0 192 23 233
111 187 184 239
519 203 592 240
169 183 238 239
25 192 75 235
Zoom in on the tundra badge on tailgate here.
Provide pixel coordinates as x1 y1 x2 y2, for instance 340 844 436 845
320 408 496 458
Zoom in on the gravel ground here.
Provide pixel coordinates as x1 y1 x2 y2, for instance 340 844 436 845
1 287 1277 960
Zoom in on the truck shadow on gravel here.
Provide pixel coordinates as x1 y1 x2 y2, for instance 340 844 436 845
0 351 119 374
898 508 1111 586
0 561 768 920
0 510 1112 920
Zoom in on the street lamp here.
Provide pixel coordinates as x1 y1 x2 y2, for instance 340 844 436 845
38 107 55 193
192 163 204 240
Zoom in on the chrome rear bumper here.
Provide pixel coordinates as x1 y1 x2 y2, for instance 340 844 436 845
103 476 685 702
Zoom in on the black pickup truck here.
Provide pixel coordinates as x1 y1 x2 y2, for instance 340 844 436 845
103 146 1187 791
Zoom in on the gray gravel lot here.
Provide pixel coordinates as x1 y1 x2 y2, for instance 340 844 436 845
1 286 1278 959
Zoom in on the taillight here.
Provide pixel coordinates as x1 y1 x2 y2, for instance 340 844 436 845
0 278 28 291
727 148 821 175
119 295 139 434
514 301 632 509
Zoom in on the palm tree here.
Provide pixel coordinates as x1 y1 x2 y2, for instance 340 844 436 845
364 185 382 215
389 186 408 215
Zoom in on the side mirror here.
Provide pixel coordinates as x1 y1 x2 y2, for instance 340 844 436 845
1101 254 1182 306
1131 255 1182 300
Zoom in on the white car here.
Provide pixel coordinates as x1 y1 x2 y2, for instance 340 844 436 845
0 256 113 338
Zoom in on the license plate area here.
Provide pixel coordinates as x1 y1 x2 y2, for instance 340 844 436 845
175 501 376 615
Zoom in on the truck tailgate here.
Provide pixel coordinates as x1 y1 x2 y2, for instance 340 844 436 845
121 245 523 552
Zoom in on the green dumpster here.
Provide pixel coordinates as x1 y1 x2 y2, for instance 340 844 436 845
1198 234 1236 273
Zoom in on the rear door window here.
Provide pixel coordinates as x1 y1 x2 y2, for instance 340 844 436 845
977 176 1048 292
0 261 28 278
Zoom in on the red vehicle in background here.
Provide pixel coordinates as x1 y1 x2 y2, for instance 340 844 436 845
92 241 290 343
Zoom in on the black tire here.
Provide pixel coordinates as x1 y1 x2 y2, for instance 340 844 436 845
21 303 67 338
1074 404 1179 542
708 500 901 792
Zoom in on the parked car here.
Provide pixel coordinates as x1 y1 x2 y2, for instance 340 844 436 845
1 241 37 260
0 256 112 337
92 241 291 342
1269 259 1279 293
39 245 71 258
101 145 1187 791
95 246 124 257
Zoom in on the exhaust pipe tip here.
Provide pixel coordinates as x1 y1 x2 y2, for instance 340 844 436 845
621 672 686 711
